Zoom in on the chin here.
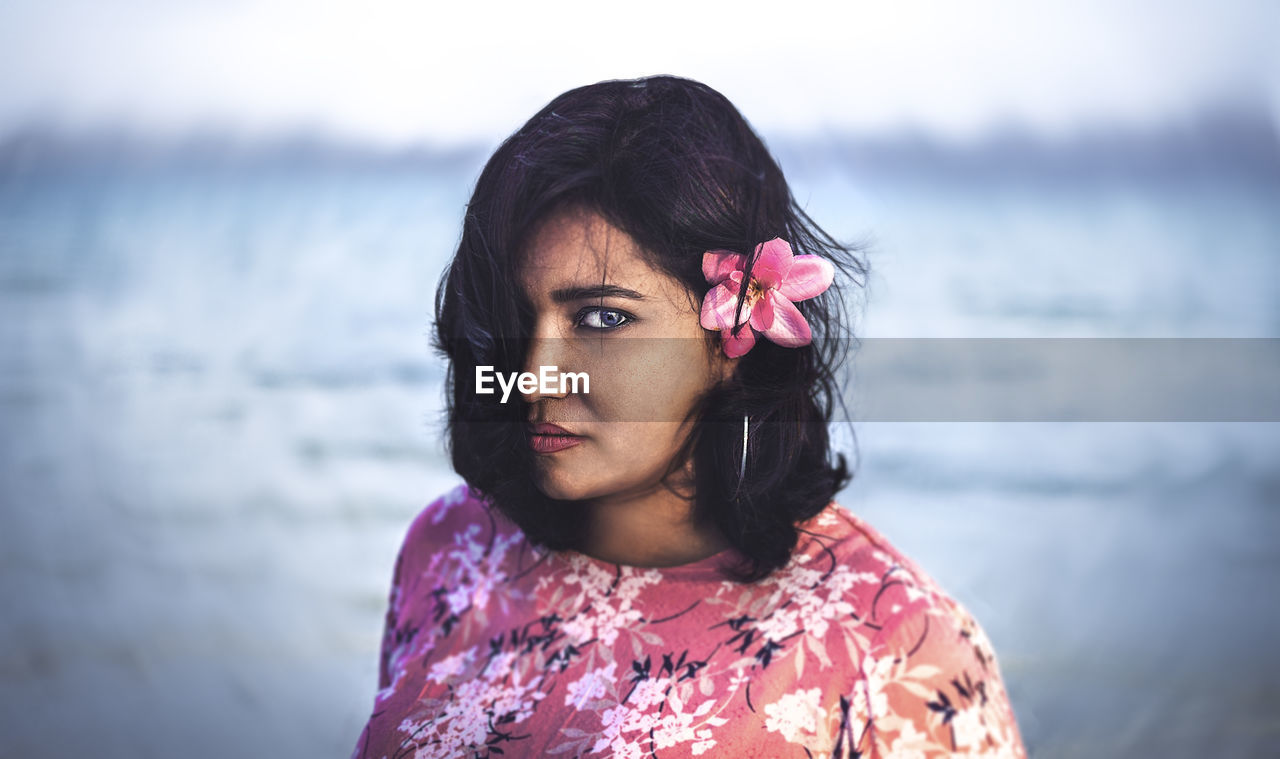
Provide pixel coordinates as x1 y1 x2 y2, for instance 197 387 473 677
533 480 578 501
532 467 594 502
534 463 636 503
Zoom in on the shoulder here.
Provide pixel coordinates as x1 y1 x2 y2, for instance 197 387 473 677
733 502 969 679
793 503 1026 756
394 482 522 573
791 502 953 625
404 482 487 538
800 503 951 598
794 502 994 668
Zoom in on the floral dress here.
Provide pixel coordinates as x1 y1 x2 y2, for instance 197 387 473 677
351 485 1026 758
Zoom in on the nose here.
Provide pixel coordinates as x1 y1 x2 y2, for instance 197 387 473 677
522 326 570 404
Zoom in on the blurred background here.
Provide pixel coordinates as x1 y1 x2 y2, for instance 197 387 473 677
1 1 1278 757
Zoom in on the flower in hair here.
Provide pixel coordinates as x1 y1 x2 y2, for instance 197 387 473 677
700 238 834 358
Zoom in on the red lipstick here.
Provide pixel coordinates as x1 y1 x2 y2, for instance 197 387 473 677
529 423 583 454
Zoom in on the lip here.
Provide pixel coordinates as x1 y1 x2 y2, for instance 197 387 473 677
531 422 577 436
529 422 584 454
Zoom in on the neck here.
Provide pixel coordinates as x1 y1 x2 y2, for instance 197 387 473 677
577 485 730 568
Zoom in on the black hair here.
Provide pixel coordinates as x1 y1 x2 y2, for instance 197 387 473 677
434 75 866 582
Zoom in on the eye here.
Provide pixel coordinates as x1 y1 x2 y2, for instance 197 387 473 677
576 307 632 330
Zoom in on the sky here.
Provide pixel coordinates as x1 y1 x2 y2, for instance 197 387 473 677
0 0 1277 147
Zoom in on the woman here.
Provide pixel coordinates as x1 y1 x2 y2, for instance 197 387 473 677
352 76 1025 758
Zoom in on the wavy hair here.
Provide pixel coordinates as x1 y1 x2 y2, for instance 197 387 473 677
434 75 866 581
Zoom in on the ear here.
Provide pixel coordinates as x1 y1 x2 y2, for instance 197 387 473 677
711 341 740 383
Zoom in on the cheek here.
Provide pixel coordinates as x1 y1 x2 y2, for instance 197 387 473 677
584 344 716 423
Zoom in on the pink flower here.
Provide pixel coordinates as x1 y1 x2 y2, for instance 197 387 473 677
699 238 834 358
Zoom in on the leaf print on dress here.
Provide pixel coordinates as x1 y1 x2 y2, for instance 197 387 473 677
427 649 476 684
541 555 663 648
350 492 1027 759
709 547 879 677
842 604 1025 758
586 681 726 758
432 483 476 525
548 649 740 758
565 661 619 710
396 641 548 759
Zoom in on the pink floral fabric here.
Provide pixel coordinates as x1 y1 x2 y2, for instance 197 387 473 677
351 485 1026 758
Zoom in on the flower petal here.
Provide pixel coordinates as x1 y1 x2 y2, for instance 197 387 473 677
703 251 745 285
700 283 742 330
722 326 757 358
777 256 835 302
751 238 794 289
760 292 812 347
749 291 774 331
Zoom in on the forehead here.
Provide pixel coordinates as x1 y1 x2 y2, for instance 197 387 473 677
519 208 669 296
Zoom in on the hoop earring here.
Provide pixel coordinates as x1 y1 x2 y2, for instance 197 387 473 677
739 414 749 481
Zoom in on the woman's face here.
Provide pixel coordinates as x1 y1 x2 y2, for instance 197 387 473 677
517 207 733 503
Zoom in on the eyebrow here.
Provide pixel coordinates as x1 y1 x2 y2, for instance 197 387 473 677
549 284 646 303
